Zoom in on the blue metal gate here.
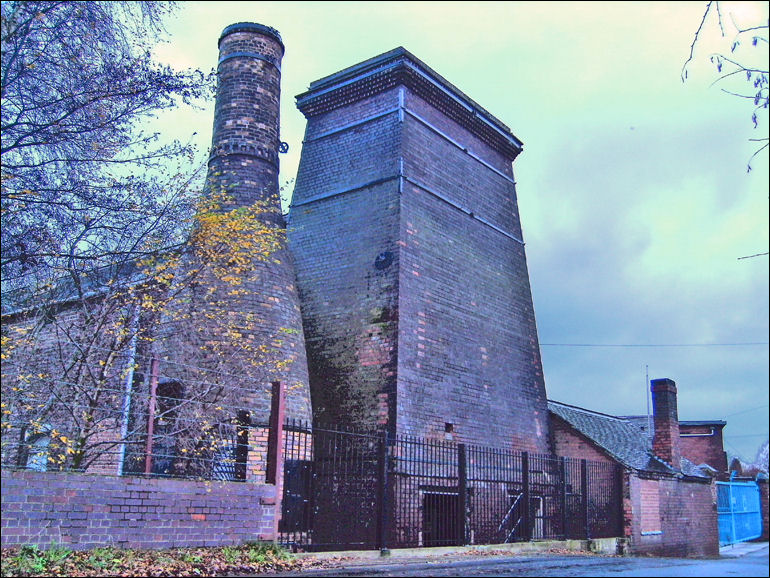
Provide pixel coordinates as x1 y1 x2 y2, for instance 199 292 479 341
716 478 763 545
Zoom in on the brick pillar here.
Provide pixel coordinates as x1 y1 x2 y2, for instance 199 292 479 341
246 426 270 483
651 378 681 468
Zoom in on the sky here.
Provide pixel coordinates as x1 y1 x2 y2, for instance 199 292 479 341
152 1 769 463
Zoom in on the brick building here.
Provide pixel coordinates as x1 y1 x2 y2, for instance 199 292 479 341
2 22 733 555
623 416 729 474
1 22 312 481
549 378 720 557
288 47 549 452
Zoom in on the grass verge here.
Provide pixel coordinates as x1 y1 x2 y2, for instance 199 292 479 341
0 541 309 577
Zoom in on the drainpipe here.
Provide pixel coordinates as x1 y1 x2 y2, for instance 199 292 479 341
117 306 139 475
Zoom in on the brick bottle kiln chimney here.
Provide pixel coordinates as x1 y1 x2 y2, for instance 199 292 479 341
651 378 681 468
203 22 312 422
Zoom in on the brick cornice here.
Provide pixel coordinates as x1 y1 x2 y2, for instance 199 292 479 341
296 47 523 160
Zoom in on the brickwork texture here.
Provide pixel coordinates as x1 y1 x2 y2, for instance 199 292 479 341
0 469 277 550
288 48 550 452
551 413 720 557
188 22 312 423
678 424 728 473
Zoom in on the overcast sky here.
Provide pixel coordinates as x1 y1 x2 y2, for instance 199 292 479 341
153 1 769 463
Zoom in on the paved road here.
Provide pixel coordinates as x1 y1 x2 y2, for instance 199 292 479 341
261 544 769 577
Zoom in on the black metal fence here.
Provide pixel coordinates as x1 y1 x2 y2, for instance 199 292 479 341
279 422 623 551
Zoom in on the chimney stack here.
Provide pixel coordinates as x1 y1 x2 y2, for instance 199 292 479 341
209 22 284 219
198 22 312 423
651 378 681 468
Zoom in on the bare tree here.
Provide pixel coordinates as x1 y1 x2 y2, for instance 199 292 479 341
1 1 214 302
0 3 291 477
682 1 769 172
1 186 288 477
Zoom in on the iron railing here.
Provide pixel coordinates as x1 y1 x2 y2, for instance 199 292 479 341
279 421 623 551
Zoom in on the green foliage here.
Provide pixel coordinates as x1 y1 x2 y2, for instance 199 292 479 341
6 544 71 575
84 547 123 571
0 542 300 577
220 546 239 564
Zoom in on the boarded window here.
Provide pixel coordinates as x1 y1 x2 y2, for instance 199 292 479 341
640 479 662 534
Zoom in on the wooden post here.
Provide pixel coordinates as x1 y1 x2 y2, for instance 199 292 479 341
266 380 285 484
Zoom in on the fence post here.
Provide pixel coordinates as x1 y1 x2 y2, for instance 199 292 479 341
377 430 390 554
143 357 160 475
581 459 590 540
266 381 286 485
457 443 467 546
266 381 286 542
615 464 625 537
559 457 567 539
522 451 530 541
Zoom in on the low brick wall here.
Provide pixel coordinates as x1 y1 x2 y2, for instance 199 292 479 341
626 474 718 558
1 469 277 550
757 478 769 542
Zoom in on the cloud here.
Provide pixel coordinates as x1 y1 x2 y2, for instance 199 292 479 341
157 0 769 461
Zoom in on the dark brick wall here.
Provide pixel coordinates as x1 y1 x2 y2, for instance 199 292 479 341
1 469 277 550
397 87 548 450
289 52 550 451
678 424 728 473
210 23 284 212
289 88 401 428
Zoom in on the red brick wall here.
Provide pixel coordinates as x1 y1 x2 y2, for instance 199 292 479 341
549 416 615 464
550 415 719 557
627 474 718 558
1 470 277 550
757 479 769 541
678 424 728 472
651 379 681 468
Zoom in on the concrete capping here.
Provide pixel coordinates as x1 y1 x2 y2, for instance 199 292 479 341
293 538 627 560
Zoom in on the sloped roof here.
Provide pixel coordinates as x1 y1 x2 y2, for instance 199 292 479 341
548 400 710 479
1 259 146 317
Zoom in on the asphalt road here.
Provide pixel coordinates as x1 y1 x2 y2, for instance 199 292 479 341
260 544 769 577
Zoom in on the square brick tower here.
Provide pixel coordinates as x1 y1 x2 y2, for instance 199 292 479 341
288 48 549 452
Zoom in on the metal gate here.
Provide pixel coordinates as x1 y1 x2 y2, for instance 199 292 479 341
278 421 623 552
716 478 763 545
278 422 383 551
